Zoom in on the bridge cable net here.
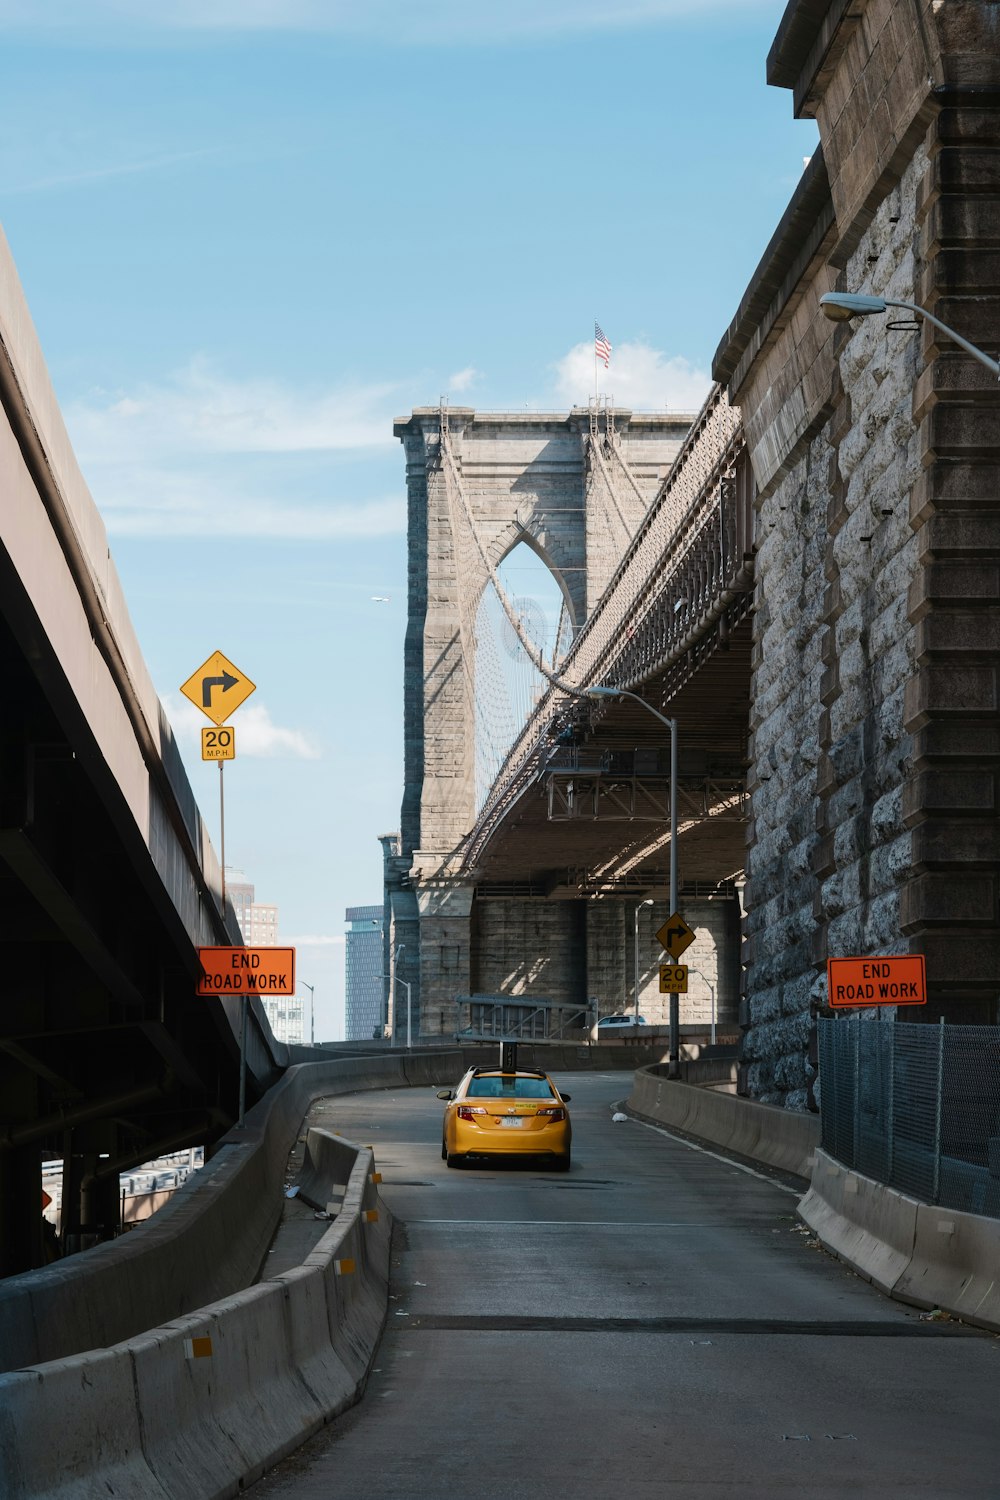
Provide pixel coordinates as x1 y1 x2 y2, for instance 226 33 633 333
438 404 577 809
464 385 745 862
440 399 662 809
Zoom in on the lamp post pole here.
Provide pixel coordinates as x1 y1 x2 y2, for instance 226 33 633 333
298 981 315 1047
586 686 680 1073
393 944 412 1049
634 898 654 1024
689 967 716 1047
380 970 412 1049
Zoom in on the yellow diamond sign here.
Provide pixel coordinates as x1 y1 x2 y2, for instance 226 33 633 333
655 912 695 960
180 650 256 727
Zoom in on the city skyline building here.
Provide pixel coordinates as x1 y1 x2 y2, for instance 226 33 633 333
227 867 303 1045
345 906 384 1041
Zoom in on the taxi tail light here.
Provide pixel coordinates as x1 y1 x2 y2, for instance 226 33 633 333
536 1107 566 1122
456 1105 487 1121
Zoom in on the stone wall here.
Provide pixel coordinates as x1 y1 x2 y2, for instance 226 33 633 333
741 159 924 1106
717 0 1000 1105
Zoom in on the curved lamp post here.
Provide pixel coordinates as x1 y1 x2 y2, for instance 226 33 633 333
297 980 315 1047
585 685 681 1074
634 898 654 1023
819 292 1000 378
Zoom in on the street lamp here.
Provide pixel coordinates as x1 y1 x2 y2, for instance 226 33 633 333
634 898 654 1024
392 944 412 1050
585 684 681 1073
689 966 716 1047
297 981 315 1047
819 293 1000 378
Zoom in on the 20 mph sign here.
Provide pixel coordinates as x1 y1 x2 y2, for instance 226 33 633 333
827 955 926 1008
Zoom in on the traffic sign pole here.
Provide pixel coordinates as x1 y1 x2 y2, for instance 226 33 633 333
668 720 679 1076
238 994 247 1130
220 761 226 909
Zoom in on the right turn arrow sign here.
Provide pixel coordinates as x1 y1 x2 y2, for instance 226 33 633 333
656 912 695 960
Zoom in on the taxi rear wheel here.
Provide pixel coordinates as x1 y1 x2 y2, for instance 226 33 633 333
446 1152 463 1168
441 1138 447 1160
552 1154 571 1173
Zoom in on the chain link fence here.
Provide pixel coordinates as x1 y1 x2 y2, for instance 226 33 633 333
818 1017 1000 1220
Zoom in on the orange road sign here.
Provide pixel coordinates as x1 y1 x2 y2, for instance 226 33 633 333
180 650 256 727
659 964 689 994
197 946 295 996
656 912 694 960
827 955 926 1008
202 725 236 761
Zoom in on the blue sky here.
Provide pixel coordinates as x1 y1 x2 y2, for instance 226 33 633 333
0 0 816 1039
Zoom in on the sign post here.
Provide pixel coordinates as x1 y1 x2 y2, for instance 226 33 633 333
656 912 695 1072
198 948 296 1130
180 651 255 910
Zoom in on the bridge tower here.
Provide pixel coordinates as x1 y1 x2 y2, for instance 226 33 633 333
388 405 690 1038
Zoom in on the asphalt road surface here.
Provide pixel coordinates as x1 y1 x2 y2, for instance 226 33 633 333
250 1072 1000 1499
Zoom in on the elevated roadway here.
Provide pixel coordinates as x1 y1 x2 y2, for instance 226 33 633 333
0 227 283 1274
252 1075 999 1499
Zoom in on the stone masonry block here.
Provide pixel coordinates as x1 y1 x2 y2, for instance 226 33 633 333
902 768 997 824
904 666 998 727
911 721 1000 762
919 931 1000 990
915 609 1000 660
900 872 997 930
911 816 1000 869
909 562 1000 621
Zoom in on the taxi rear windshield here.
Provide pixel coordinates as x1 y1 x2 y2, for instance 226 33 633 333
466 1075 555 1099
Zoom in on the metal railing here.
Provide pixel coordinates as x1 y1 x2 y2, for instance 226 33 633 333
818 1017 1000 1220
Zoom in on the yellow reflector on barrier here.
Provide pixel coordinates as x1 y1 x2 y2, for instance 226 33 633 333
184 1336 213 1360
364 1209 379 1223
334 1258 356 1276
370 1172 382 1184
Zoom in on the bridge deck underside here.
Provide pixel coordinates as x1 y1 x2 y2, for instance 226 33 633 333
471 618 751 895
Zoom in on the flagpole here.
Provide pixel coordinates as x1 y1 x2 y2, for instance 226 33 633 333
595 324 599 402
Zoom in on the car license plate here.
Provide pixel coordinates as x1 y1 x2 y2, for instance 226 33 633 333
499 1117 523 1127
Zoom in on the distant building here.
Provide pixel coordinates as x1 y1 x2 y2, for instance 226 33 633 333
345 906 384 1040
227 867 303 1044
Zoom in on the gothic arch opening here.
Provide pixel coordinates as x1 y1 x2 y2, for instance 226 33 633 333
474 540 574 812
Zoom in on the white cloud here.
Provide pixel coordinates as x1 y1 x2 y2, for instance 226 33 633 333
447 366 479 393
63 357 410 539
66 357 400 463
551 339 711 413
6 148 220 196
163 693 321 759
98 468 405 539
0 0 776 42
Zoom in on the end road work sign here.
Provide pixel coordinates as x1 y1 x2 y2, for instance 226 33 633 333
197 946 296 996
827 955 926 1008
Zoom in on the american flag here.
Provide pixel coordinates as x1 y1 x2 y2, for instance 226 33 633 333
595 322 612 368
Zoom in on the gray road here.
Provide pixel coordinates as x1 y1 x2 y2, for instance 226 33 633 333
251 1073 1000 1499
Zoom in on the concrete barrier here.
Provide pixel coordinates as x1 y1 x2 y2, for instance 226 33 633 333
0 1131 392 1500
626 1066 820 1179
893 1199 1000 1332
799 1147 1000 1334
798 1151 918 1295
0 1052 465 1374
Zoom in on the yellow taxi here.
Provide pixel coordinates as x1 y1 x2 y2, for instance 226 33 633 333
438 1067 572 1171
